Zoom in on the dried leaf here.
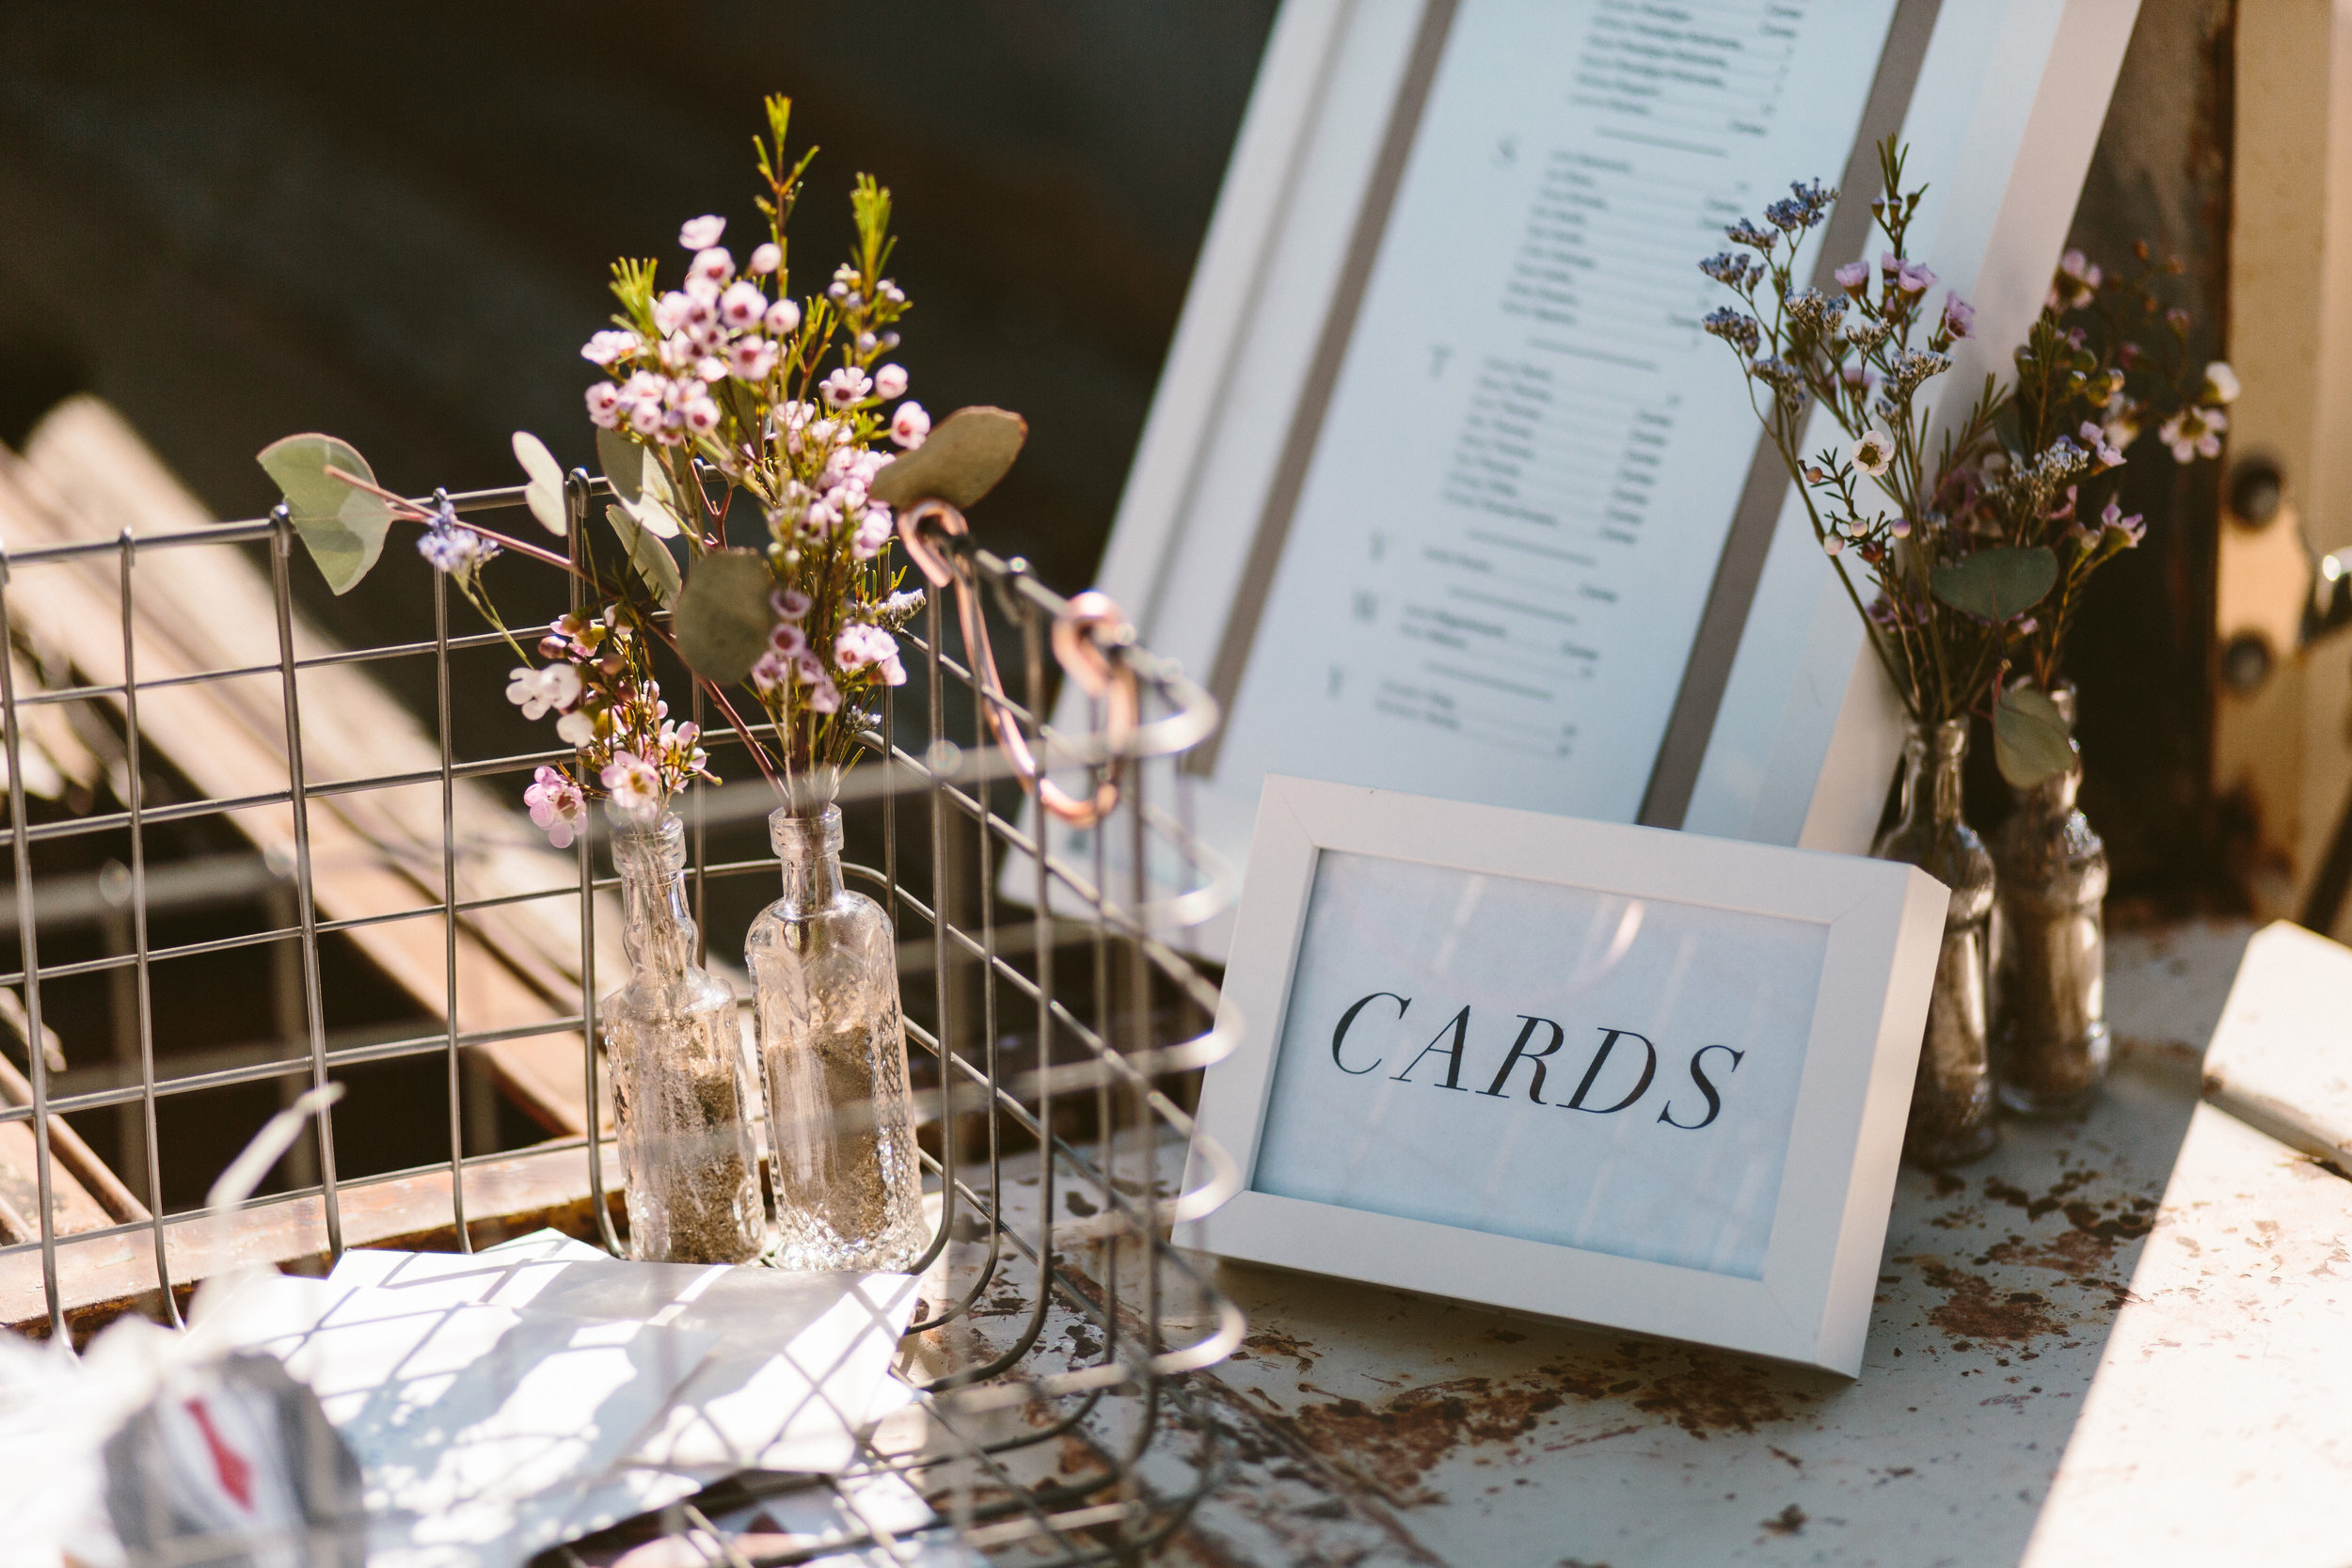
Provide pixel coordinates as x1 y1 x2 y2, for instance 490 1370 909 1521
674 548 773 682
1994 683 2074 788
868 406 1027 511
1930 546 2058 623
606 504 682 610
255 434 393 595
512 431 568 536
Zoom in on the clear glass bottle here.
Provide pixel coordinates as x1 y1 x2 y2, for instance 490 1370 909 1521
604 813 766 1264
1992 685 2109 1117
747 805 928 1271
1873 717 1999 1165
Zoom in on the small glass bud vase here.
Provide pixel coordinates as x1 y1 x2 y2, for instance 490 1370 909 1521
747 805 928 1272
603 812 767 1264
1991 685 2110 1117
1873 718 1999 1165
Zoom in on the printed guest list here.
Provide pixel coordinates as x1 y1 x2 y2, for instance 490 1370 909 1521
1214 0 1898 823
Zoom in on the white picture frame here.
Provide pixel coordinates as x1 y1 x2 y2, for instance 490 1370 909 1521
1025 0 2137 960
1179 775 1948 1375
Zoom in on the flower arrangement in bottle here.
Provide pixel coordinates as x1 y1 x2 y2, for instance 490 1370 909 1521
252 95 1026 1266
1698 138 2229 775
1697 139 2229 1159
570 97 1029 1271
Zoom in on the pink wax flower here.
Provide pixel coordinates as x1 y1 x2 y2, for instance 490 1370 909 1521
524 767 587 849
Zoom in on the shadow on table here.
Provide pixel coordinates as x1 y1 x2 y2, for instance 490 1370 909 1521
1184 1038 2209 1565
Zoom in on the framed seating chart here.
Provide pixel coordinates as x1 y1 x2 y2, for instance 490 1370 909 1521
1037 0 2138 952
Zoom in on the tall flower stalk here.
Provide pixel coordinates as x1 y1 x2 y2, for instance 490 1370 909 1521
257 95 993 839
1700 139 2231 784
582 96 929 812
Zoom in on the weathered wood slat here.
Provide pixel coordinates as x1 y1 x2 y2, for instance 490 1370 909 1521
0 397 626 1134
0 1045 149 1240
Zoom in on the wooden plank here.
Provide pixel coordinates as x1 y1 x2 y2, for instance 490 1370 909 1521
0 1138 624 1340
0 398 628 1133
0 1045 149 1236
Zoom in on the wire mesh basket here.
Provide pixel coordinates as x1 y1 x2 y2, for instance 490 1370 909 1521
0 451 1245 1566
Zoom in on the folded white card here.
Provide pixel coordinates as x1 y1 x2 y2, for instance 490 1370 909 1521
330 1233 922 1478
190 1272 717 1568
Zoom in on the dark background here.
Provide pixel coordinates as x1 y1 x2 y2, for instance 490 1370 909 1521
0 1 2235 1202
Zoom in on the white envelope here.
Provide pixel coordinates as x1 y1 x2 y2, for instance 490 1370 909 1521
330 1233 922 1478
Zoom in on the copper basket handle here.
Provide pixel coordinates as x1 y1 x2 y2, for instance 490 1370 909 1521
898 498 1136 827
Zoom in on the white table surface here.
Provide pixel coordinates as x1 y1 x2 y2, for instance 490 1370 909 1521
946 917 2352 1566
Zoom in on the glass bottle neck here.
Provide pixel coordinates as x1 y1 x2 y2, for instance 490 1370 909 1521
771 806 845 915
612 817 697 988
1899 718 1971 828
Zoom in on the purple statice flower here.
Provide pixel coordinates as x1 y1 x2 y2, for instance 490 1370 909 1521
1701 308 1760 357
417 500 500 580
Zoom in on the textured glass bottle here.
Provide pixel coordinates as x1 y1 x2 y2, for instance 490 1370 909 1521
604 814 767 1264
747 805 928 1271
1992 685 2109 1116
1872 718 1998 1164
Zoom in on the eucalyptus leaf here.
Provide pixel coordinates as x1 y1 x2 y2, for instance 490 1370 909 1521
674 548 774 683
1994 683 2075 789
596 432 685 541
256 434 394 595
868 406 1028 511
596 426 644 507
512 431 568 536
1930 546 2058 623
605 504 682 610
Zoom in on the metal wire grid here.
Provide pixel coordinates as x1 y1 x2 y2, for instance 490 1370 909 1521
0 473 1247 1564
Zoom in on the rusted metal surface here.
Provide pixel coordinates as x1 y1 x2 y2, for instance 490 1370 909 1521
986 917 2352 1566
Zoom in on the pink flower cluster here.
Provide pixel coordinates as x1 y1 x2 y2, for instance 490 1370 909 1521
510 604 717 843
599 720 706 822
580 214 801 443
747 586 908 716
